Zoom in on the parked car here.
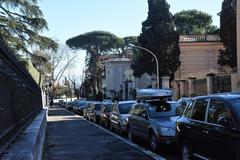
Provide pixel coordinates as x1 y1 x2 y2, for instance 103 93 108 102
99 102 113 128
88 101 102 123
176 93 240 160
128 99 182 152
73 100 87 115
66 100 78 110
110 100 136 135
83 102 91 119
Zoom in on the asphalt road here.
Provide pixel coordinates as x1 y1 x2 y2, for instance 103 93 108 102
43 106 157 160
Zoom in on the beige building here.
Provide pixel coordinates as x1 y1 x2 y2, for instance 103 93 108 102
174 35 224 99
232 0 240 91
175 35 223 80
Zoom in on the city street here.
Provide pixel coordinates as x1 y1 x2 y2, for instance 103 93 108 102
43 106 177 160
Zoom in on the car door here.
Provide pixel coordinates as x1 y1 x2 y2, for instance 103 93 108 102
188 97 209 156
128 104 141 136
204 98 239 160
135 104 150 139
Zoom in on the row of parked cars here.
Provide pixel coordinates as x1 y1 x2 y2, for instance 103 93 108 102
62 89 240 160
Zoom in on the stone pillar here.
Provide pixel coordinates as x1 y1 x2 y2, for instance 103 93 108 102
180 80 186 98
161 76 170 89
206 73 215 95
231 1 240 92
237 0 240 72
174 80 180 100
188 77 196 97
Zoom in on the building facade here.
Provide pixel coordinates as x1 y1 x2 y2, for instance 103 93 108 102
103 57 152 100
174 35 224 99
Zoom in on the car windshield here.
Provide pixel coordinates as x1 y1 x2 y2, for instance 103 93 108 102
147 100 180 118
228 98 240 118
119 103 135 114
104 104 112 112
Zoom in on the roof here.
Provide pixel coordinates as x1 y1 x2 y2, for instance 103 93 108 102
137 89 173 98
192 92 240 100
118 100 136 104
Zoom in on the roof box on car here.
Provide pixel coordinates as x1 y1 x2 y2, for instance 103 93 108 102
137 89 173 100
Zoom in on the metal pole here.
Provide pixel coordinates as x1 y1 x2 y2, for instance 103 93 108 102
129 44 160 89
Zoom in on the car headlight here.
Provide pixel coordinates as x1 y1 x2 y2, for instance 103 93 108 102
121 118 128 125
158 126 175 136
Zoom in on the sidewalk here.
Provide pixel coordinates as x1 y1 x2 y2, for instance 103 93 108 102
43 106 153 160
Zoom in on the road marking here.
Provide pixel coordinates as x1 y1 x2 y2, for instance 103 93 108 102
61 108 166 160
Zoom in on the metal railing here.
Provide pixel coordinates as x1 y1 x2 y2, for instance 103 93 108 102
0 38 42 157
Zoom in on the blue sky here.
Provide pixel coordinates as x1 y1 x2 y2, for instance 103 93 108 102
39 0 222 43
39 0 223 79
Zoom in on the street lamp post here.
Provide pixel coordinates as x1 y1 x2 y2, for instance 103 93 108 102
128 44 160 89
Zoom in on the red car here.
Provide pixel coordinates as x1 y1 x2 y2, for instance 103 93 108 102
99 103 113 128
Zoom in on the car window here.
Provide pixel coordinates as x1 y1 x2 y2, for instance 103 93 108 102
94 104 101 111
191 98 209 121
147 100 177 118
183 100 195 118
130 105 141 116
207 99 234 128
104 104 112 112
112 104 117 112
118 103 135 114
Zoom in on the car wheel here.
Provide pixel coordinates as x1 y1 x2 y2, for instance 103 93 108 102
127 127 135 142
150 133 159 152
181 141 192 160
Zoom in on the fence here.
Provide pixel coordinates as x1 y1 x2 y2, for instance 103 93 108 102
0 38 42 156
213 74 232 93
194 78 207 96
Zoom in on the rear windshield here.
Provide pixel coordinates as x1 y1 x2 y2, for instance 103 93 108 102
95 104 102 111
119 103 135 114
147 100 180 118
104 104 112 112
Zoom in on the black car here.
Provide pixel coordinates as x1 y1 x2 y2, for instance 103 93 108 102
88 101 102 123
74 101 87 115
127 100 182 152
176 93 240 160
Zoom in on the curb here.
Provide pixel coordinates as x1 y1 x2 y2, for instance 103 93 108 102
2 109 48 160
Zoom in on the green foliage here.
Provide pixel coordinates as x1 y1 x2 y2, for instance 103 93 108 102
66 31 122 98
52 85 70 97
131 0 180 82
218 0 236 69
112 36 139 56
0 0 58 54
174 10 218 35
31 50 53 74
66 31 121 53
